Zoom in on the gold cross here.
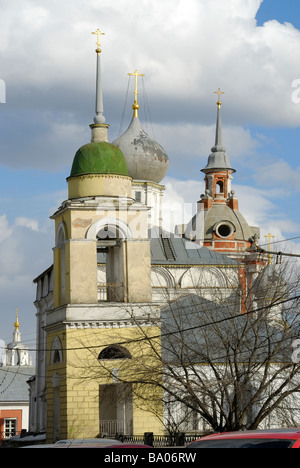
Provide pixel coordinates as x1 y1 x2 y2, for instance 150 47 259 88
214 88 225 108
128 70 145 101
264 233 275 265
92 28 105 53
128 70 145 117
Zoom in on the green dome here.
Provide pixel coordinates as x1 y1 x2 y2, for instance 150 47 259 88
70 141 129 177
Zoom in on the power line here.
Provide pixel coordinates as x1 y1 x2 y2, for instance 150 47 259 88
12 294 300 355
1 294 299 381
259 236 300 248
254 246 300 259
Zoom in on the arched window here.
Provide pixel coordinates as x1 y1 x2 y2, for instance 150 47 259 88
86 218 133 241
97 225 119 240
56 222 66 305
50 336 63 364
98 345 132 360
216 180 224 193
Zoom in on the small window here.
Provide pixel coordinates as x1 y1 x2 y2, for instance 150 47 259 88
135 191 142 202
216 181 224 193
4 419 17 439
217 224 231 237
215 222 234 239
50 336 63 364
98 345 131 360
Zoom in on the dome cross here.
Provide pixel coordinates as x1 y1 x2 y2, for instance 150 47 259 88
128 70 145 118
214 88 225 108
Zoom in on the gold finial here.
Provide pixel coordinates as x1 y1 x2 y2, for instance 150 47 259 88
128 70 145 118
14 308 20 330
214 88 225 108
265 233 275 265
92 28 105 54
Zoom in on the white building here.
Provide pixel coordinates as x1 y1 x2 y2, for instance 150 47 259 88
0 312 35 443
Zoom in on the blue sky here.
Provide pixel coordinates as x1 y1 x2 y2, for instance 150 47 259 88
256 0 300 28
1 0 300 354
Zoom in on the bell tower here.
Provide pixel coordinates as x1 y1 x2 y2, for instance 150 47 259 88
184 89 260 258
51 30 152 307
44 29 162 444
201 89 236 208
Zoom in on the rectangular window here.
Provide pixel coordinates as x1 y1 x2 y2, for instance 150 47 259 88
4 419 17 439
135 191 142 202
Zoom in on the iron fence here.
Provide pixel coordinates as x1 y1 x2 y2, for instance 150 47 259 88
116 432 210 447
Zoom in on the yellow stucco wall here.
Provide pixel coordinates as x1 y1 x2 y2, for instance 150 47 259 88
68 174 132 199
46 325 163 442
52 206 152 307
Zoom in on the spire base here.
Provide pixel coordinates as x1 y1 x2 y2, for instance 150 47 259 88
93 114 106 125
90 123 110 143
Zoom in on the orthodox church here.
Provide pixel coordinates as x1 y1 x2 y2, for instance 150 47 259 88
29 31 264 441
0 312 34 443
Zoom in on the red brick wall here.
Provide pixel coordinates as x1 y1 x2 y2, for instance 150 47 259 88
0 409 22 442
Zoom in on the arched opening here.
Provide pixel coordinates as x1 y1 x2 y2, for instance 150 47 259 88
50 336 63 365
87 218 138 303
95 223 129 302
98 345 132 360
56 223 66 305
98 344 133 435
97 225 119 241
216 180 224 194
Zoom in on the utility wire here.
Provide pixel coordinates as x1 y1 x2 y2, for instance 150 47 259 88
11 294 300 355
259 236 300 248
254 246 300 259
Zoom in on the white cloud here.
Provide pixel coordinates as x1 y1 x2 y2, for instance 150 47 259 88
0 211 53 340
15 217 39 231
153 122 260 165
254 159 300 192
22 5 49 30
1 0 300 342
161 177 202 232
0 214 13 240
1 0 300 179
1 0 300 126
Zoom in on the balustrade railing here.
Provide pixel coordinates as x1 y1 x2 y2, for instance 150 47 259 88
98 282 124 302
100 420 125 436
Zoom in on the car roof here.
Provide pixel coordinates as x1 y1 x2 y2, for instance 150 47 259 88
200 428 300 440
55 438 121 445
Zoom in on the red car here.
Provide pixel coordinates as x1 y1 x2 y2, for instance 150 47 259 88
186 428 300 448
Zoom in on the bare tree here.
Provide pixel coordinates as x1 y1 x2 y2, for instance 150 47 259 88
72 258 300 434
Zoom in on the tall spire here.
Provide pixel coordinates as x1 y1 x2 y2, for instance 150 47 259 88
213 88 225 152
128 70 145 118
92 28 106 125
202 89 235 174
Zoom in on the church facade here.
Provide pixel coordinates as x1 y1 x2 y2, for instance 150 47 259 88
30 32 266 442
0 313 34 443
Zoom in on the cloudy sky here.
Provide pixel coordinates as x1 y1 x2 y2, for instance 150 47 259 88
1 0 300 353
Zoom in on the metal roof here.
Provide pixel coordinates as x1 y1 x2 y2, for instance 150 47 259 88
97 228 238 266
149 227 239 266
0 366 35 402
